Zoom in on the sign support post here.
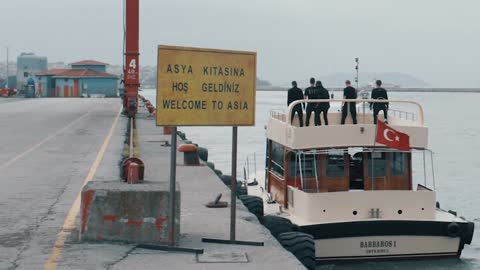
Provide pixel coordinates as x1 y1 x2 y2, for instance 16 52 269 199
168 126 177 246
230 126 238 241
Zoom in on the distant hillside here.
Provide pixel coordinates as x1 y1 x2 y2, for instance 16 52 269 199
316 72 430 88
281 72 429 88
256 76 272 87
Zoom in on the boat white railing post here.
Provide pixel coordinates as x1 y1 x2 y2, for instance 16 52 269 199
423 151 427 186
294 152 298 188
246 156 250 182
299 152 304 190
362 99 366 124
313 153 319 192
253 152 257 183
429 150 437 190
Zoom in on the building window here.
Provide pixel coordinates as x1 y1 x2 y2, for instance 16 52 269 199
390 152 406 176
271 141 284 177
326 151 345 177
24 72 29 78
368 152 386 177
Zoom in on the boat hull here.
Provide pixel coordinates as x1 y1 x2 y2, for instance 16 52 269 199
299 220 474 263
313 235 459 262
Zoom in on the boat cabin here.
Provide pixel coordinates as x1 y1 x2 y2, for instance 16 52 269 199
265 99 431 208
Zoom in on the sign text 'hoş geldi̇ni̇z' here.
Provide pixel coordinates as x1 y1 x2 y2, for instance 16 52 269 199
156 45 256 126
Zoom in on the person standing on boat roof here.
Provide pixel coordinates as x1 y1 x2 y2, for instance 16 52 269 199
316 81 330 125
341 80 358 124
287 81 304 127
370 79 389 124
304 77 321 126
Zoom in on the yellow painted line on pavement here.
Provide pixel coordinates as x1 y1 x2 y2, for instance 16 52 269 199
44 107 122 270
0 111 91 169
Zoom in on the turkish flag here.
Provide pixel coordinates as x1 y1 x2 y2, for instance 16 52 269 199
375 120 410 151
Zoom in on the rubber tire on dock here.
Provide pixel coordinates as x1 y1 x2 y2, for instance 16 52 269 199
236 184 248 196
261 215 298 238
238 195 264 221
278 232 316 270
206 162 215 170
220 175 231 186
197 147 208 162
177 131 186 140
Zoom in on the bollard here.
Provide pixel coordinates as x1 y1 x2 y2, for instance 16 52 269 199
177 144 200 165
164 126 172 135
122 157 145 182
127 162 141 184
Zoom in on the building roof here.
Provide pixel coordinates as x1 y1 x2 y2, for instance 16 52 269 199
70 60 108 66
53 69 118 79
35 69 69 76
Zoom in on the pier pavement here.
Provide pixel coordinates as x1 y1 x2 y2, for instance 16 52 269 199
0 98 304 269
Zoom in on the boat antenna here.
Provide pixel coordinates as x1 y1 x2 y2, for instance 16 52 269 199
355 57 359 90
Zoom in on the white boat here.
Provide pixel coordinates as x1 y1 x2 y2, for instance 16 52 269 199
245 99 474 268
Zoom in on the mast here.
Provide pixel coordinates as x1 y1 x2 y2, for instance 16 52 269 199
355 57 359 90
355 57 366 123
5 47 9 88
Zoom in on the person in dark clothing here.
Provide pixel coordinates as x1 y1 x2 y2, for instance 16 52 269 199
304 77 321 126
287 81 304 126
341 80 358 124
316 81 330 125
370 79 389 124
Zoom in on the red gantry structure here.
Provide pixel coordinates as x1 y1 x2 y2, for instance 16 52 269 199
123 0 140 117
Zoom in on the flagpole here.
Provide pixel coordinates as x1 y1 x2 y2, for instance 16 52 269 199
371 121 379 191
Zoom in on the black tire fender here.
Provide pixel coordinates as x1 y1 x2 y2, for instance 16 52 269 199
238 195 264 221
447 222 461 237
197 147 208 162
278 232 316 270
261 215 299 238
463 222 475 245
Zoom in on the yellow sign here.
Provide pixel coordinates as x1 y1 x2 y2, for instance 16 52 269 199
156 45 256 126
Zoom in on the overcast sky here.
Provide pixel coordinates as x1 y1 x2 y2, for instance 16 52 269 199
1 0 479 87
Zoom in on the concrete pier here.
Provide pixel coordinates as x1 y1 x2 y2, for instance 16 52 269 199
79 181 180 244
0 98 304 269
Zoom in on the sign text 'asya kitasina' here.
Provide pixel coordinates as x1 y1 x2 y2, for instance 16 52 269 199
156 45 256 126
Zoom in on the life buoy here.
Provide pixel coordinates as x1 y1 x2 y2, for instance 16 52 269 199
447 222 461 237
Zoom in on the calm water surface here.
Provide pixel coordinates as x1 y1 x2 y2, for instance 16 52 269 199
144 89 480 270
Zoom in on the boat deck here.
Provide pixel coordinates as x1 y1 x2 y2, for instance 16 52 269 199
268 99 428 150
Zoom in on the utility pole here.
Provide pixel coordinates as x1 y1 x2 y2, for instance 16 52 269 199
5 46 9 88
123 0 140 117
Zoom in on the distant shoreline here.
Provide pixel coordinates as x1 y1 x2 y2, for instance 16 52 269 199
256 87 480 93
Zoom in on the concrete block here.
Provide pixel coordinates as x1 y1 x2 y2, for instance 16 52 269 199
80 181 180 245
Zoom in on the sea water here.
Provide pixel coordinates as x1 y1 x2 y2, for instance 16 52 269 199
143 89 480 270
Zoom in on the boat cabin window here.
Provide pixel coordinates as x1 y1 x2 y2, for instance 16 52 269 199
288 153 317 177
326 151 345 177
271 141 285 177
367 152 386 177
349 150 364 189
390 152 406 176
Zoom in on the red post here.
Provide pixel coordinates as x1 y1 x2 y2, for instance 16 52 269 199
124 0 140 117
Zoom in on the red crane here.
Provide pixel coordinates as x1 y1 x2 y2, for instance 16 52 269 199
123 0 140 117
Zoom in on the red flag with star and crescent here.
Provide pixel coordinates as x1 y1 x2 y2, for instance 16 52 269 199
375 120 410 151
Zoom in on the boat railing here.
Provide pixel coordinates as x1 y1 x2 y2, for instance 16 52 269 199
270 110 286 122
279 99 424 126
